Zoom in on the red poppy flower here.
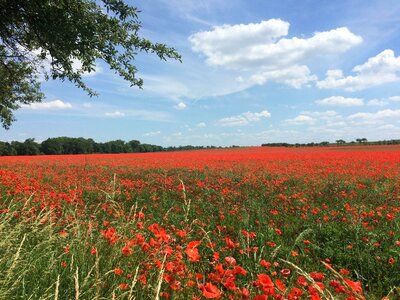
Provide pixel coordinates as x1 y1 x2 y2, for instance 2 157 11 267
185 241 201 262
340 269 350 275
114 267 123 275
309 272 325 281
121 245 133 256
257 274 274 287
260 259 271 269
276 279 286 292
224 256 236 266
343 278 363 293
233 266 247 276
200 282 222 299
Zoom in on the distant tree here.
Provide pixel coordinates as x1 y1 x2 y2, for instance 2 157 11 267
108 140 126 153
10 141 23 155
41 138 63 154
356 138 368 144
0 141 16 155
25 138 40 155
11 138 40 155
128 140 141 152
336 139 346 145
0 0 181 129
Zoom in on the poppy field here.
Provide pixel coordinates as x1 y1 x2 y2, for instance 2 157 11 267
0 146 399 299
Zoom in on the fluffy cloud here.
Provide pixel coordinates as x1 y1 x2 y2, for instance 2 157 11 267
315 96 364 106
349 109 400 121
190 21 361 69
189 20 362 88
197 122 206 128
22 99 72 110
285 110 340 126
27 47 102 80
174 102 187 110
389 96 400 102
143 131 161 137
71 59 102 77
285 115 315 125
367 99 388 106
189 19 290 68
216 110 271 127
317 50 400 91
104 111 125 117
249 65 317 88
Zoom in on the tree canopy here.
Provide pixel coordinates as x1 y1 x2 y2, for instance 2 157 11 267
0 136 218 156
0 0 181 129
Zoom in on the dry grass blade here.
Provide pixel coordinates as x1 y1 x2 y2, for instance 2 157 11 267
128 265 140 300
8 234 26 276
54 275 60 300
321 261 365 300
75 267 80 300
95 251 100 300
280 259 333 299
154 254 167 300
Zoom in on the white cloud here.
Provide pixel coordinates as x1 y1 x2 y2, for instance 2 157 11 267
216 110 271 127
301 110 339 118
22 99 72 110
389 96 400 102
285 110 341 126
104 111 125 117
189 20 361 88
378 124 396 129
249 65 317 88
315 96 364 106
71 59 102 77
28 47 102 80
317 50 400 91
197 122 206 127
143 131 161 137
101 109 170 121
190 22 361 69
286 115 315 125
190 19 290 67
349 109 400 120
367 99 388 106
174 102 187 110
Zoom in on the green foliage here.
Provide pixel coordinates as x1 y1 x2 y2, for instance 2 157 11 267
10 138 41 155
0 0 181 129
0 136 217 156
0 47 44 129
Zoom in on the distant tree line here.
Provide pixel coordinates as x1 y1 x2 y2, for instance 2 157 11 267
262 138 400 147
0 137 221 156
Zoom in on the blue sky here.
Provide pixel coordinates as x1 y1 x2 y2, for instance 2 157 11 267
2 0 400 146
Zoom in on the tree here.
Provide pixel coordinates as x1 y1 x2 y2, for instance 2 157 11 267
41 138 63 154
0 141 16 155
128 140 141 152
336 139 346 145
11 138 40 155
356 138 368 144
0 0 181 129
